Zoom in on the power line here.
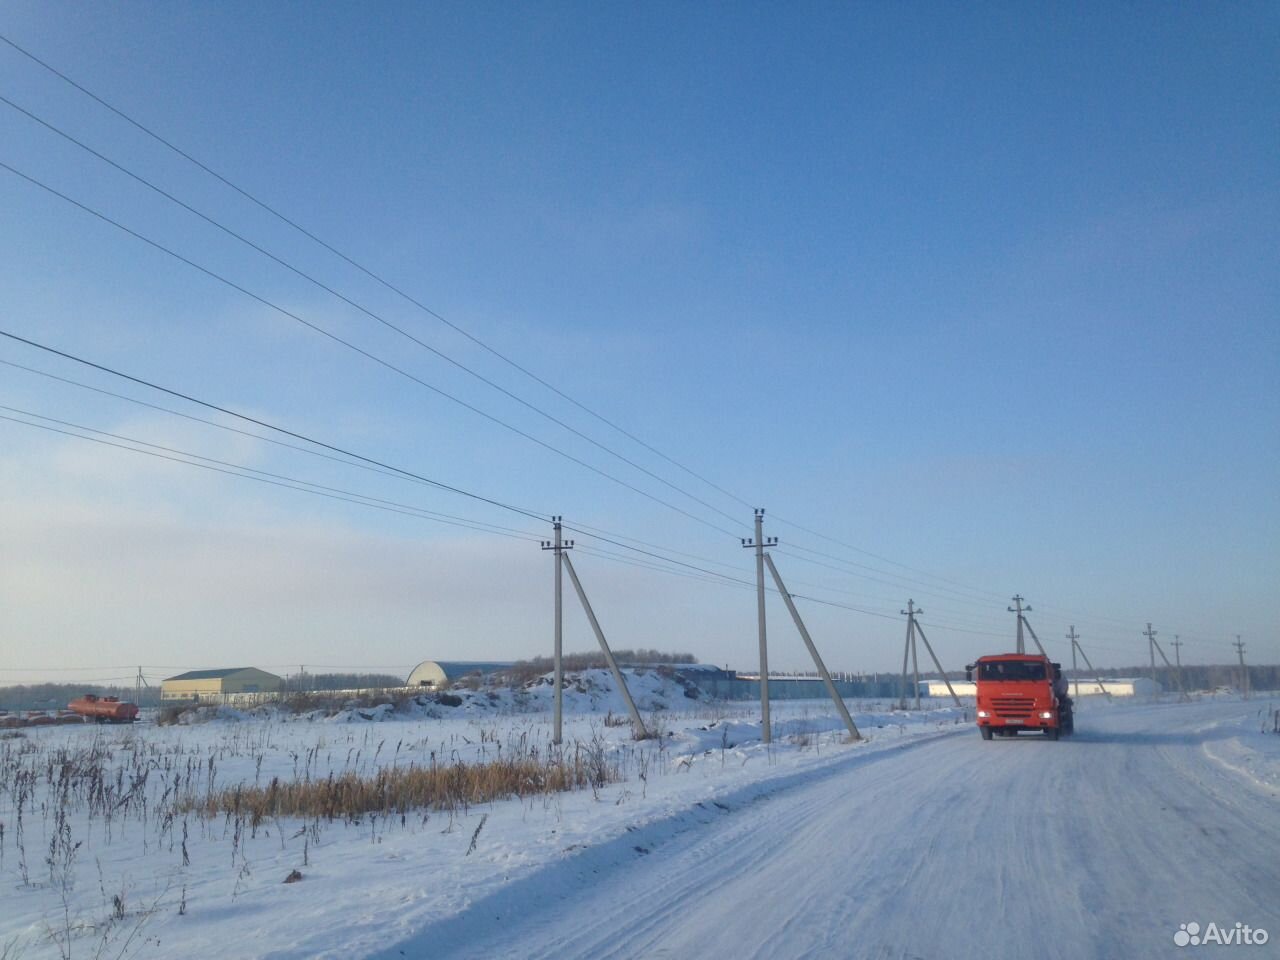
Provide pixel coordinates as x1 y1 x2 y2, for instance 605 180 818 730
0 32 1103 621
768 512 1009 603
0 176 1178 654
0 161 742 539
0 41 1253 644
0 30 753 514
7 357 1212 650
0 409 546 541
0 404 546 547
0 90 748 531
1 356 444 491
2 405 901 623
0 327 547 519
770 545 1009 612
0 348 1009 628
8 354 794 596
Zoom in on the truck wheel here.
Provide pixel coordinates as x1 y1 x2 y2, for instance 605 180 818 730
1045 727 1060 741
980 727 993 740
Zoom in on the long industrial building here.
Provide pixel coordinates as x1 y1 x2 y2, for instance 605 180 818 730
161 667 284 701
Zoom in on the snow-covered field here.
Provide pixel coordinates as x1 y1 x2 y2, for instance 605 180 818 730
1 673 1276 960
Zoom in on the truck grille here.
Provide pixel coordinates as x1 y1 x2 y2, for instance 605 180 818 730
992 696 1035 718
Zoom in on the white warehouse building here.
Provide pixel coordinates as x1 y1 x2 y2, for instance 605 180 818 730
405 661 513 689
921 677 1162 698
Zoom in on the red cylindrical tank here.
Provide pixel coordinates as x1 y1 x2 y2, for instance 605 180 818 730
67 695 140 723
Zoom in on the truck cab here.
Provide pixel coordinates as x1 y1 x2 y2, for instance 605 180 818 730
965 654 1073 740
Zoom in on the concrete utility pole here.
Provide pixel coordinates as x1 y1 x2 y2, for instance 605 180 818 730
559 553 646 737
1067 626 1080 699
1149 633 1187 701
1233 635 1249 699
1144 623 1158 685
762 552 860 740
898 606 914 710
908 607 963 708
909 601 921 709
1008 596 1029 654
1070 632 1112 698
898 600 926 710
541 516 573 745
1170 636 1189 702
741 509 776 744
1019 611 1049 658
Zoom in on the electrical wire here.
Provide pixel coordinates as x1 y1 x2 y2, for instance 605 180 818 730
0 91 748 530
0 160 742 540
0 30 753 515
0 328 546 520
0 409 546 541
0 37 1254 648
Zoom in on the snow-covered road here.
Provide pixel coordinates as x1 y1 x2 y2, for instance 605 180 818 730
375 700 1280 960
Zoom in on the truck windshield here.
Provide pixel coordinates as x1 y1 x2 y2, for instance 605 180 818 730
978 661 1046 681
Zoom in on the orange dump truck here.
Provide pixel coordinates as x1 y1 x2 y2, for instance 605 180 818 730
964 653 1073 740
67 694 140 724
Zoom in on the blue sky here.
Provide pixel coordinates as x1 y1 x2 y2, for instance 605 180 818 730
1 2 1276 685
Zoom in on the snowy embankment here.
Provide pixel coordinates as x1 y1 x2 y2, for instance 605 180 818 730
1200 699 1280 791
0 669 963 960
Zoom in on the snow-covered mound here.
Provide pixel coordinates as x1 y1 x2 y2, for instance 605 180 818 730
178 667 702 724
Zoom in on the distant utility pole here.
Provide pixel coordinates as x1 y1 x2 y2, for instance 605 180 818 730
1149 632 1187 701
1008 596 1029 653
899 602 962 709
1067 629 1112 699
1067 626 1080 699
741 509 776 744
900 600 922 710
1013 603 1049 658
1144 623 1158 685
541 516 573 745
1233 635 1249 700
1170 636 1189 702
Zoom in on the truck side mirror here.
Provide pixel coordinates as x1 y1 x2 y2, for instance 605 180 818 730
964 664 974 682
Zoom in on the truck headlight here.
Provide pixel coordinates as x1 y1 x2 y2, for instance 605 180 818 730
977 710 988 718
1040 711 1053 719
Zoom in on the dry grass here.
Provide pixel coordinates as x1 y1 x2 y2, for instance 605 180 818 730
180 746 619 821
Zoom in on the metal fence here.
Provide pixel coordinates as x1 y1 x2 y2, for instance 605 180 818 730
691 677 900 701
